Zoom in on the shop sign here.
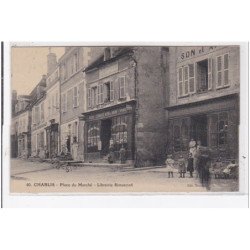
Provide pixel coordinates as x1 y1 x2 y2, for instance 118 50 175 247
177 46 217 63
88 107 130 120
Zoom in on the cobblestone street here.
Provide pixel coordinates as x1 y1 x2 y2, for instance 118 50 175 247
10 159 238 193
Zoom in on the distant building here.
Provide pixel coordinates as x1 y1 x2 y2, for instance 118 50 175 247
30 75 47 158
44 52 60 158
165 46 240 160
82 47 166 165
59 47 92 160
11 93 32 158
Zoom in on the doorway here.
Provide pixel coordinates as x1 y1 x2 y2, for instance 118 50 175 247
190 114 208 146
100 118 112 155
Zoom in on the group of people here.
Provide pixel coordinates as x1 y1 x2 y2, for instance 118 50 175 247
165 139 211 188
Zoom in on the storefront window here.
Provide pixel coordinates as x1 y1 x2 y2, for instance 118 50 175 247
87 122 100 152
181 119 189 150
173 125 181 152
218 113 228 145
171 118 190 152
111 115 128 150
209 112 228 147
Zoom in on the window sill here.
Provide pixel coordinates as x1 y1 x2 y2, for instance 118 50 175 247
196 89 209 94
178 94 189 99
216 85 230 90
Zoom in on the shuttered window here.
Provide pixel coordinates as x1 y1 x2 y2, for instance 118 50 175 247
184 66 189 95
119 77 126 98
188 64 195 93
73 86 79 108
41 103 44 122
179 64 196 97
61 93 67 113
98 84 104 104
216 56 222 87
110 81 114 101
216 53 229 88
224 54 229 86
87 88 91 108
208 58 213 90
178 68 183 97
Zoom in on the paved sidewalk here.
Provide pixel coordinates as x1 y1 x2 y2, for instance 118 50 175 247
11 159 54 176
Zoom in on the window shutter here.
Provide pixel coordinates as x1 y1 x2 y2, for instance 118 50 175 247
73 86 78 107
188 64 195 94
178 67 183 97
216 56 222 87
208 58 213 90
100 84 104 103
119 77 125 98
184 66 189 95
110 81 114 101
88 88 91 108
224 54 229 86
77 86 80 106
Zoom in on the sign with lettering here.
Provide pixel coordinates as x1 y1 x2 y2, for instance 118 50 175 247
177 46 218 63
87 106 132 121
99 63 118 79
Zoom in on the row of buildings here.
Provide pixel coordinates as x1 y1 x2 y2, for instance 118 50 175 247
11 45 240 166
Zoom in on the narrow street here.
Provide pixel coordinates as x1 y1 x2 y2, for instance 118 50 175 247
10 159 238 193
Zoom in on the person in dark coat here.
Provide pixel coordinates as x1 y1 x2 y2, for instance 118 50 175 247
119 145 126 164
108 144 115 164
187 153 194 178
199 153 211 190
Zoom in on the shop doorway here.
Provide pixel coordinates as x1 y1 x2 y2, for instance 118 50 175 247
190 114 208 146
100 118 112 155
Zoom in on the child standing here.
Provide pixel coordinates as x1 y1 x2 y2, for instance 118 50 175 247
165 154 175 178
187 153 194 178
178 155 186 178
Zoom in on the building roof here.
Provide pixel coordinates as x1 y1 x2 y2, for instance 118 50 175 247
84 47 134 72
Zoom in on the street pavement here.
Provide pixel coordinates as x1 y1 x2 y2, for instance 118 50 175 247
10 159 238 193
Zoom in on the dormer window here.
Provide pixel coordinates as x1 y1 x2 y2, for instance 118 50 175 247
104 48 112 61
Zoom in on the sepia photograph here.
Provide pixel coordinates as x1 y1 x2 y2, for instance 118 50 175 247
9 45 242 193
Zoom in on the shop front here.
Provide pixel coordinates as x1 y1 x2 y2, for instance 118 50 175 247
45 120 59 158
82 101 136 162
17 132 31 158
166 94 239 160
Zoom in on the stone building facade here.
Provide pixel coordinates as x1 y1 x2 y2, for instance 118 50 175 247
165 46 240 160
59 47 92 160
30 76 47 158
44 66 60 158
82 47 167 165
11 94 32 158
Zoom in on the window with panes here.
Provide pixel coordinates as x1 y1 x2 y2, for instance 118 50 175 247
73 86 79 108
119 77 126 99
169 118 190 152
216 53 229 88
111 115 128 151
87 121 100 152
209 112 229 147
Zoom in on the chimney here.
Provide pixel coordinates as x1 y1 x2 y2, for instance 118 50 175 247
47 49 57 75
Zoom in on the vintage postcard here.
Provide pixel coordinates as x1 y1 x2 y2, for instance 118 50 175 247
6 44 248 194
